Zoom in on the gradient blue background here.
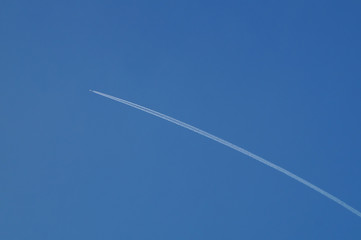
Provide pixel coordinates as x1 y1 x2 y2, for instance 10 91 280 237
1 0 361 239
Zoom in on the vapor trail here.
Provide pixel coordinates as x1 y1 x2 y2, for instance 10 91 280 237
90 89 361 218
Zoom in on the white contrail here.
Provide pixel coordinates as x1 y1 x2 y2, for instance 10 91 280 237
90 89 361 218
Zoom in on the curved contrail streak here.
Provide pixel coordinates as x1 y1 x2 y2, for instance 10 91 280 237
90 89 361 218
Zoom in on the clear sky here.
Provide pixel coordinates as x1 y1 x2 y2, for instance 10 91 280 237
1 0 361 239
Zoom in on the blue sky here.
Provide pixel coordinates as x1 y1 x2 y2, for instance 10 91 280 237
1 0 361 239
